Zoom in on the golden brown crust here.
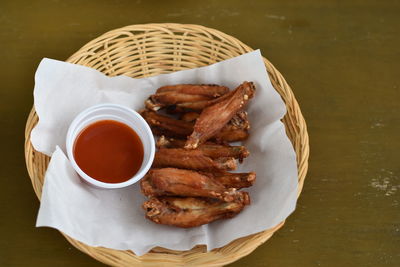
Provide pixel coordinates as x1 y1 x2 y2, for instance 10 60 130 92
141 168 244 202
212 172 256 189
156 136 249 160
153 148 237 171
145 84 230 111
156 84 229 96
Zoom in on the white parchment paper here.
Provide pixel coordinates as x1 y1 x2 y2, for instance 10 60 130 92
33 50 298 255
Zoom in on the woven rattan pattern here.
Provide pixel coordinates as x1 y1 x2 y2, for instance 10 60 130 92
24 23 309 266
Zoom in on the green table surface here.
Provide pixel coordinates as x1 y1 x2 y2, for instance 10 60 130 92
1 0 399 266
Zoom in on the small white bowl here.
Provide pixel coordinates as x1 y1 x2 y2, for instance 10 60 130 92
66 103 155 189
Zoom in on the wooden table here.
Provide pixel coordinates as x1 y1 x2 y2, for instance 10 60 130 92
1 0 399 266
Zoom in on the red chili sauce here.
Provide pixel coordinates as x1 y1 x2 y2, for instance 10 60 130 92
73 120 144 183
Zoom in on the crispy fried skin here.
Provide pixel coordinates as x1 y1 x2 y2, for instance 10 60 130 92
229 111 250 130
174 100 211 111
181 112 200 122
143 194 249 228
153 148 237 171
151 126 249 143
157 84 229 96
141 175 164 197
213 172 256 189
148 127 189 139
144 98 161 111
141 168 245 201
213 157 237 170
185 82 255 149
156 136 196 148
214 128 249 143
156 136 249 161
140 109 193 136
152 93 211 105
145 84 229 111
175 88 237 111
141 110 249 142
181 111 250 132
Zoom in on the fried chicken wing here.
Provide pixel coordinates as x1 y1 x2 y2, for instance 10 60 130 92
140 168 245 202
145 84 229 111
143 195 249 228
174 87 238 111
151 126 249 143
153 148 237 171
156 136 249 161
185 82 255 149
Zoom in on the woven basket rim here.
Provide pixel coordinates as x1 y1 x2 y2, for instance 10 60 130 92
24 23 309 266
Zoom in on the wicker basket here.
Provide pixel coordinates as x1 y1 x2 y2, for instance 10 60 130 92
24 23 309 266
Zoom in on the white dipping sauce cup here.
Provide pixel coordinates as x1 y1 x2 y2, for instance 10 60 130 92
66 103 155 189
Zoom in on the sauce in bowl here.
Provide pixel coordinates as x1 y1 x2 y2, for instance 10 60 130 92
73 120 144 183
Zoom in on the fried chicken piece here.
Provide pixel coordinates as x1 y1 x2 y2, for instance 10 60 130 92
186 82 255 149
153 148 237 171
141 110 249 142
156 136 249 161
213 171 256 189
143 194 249 228
145 84 229 111
147 84 237 112
141 168 245 202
